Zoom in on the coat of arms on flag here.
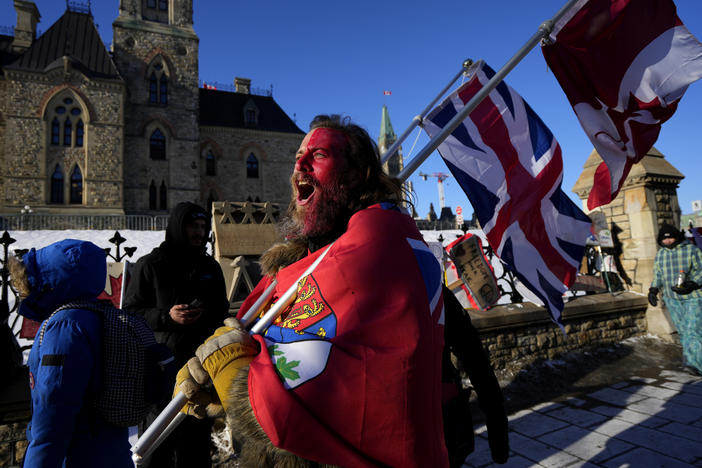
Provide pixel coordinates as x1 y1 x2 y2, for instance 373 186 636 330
423 60 592 328
542 0 702 209
262 274 336 389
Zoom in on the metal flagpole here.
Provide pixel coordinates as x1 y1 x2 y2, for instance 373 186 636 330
132 243 335 464
397 0 581 183
380 59 473 165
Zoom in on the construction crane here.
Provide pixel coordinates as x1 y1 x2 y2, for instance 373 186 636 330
419 172 451 209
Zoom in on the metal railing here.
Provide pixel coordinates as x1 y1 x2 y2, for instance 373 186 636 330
0 214 170 231
198 80 273 97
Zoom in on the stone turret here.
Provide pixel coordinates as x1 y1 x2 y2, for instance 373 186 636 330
573 147 684 341
573 147 683 292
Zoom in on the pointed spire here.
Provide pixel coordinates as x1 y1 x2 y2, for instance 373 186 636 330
378 104 397 154
378 104 404 177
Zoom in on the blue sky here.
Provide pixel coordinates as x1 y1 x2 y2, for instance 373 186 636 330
3 0 701 220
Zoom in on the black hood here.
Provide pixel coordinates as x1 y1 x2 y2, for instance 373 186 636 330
657 223 684 248
164 202 210 253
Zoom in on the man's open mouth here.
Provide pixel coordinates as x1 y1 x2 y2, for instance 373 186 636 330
296 179 316 205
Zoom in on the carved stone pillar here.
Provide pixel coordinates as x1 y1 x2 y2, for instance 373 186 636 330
573 147 684 340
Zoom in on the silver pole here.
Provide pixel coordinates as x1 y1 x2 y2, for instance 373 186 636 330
380 59 473 165
240 280 278 328
132 243 335 461
397 0 581 182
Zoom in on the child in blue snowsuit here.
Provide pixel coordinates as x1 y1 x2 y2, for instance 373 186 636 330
12 239 133 467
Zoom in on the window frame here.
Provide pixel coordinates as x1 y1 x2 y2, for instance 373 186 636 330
149 128 167 160
50 164 64 204
146 57 170 106
69 165 83 204
246 153 259 178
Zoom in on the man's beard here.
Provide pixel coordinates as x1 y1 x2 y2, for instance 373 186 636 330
280 176 353 243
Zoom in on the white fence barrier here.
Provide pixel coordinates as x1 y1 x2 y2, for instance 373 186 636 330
0 214 170 231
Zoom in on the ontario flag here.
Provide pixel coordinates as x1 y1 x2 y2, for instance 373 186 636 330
423 60 592 329
542 0 702 210
238 204 448 467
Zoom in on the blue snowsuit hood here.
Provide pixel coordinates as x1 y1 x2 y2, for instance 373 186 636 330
19 239 106 321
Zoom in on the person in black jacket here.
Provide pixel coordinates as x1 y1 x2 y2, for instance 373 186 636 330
123 201 229 468
442 285 510 466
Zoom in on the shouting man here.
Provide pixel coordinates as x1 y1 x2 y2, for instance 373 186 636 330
177 115 449 467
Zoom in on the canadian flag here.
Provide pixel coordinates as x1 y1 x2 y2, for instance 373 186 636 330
383 90 392 95
542 0 702 210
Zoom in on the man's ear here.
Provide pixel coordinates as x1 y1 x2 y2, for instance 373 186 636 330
342 167 364 190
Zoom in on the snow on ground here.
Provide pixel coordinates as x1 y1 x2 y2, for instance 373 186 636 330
7 229 166 262
7 227 542 356
7 230 166 359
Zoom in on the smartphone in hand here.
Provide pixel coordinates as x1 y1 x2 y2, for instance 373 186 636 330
188 298 204 309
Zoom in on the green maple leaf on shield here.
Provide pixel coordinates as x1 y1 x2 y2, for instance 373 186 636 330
268 344 301 381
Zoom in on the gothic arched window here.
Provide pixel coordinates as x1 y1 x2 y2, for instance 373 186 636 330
149 73 158 104
246 153 258 178
206 151 216 176
76 120 84 147
51 118 60 145
150 129 166 160
70 165 83 204
47 96 85 147
159 75 168 105
63 117 72 146
50 165 64 204
144 0 168 22
146 58 169 105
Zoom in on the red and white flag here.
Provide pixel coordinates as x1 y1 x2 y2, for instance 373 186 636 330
383 90 392 95
542 0 702 210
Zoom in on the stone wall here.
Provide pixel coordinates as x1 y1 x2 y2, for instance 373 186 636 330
0 367 31 468
199 127 302 207
0 420 28 468
470 292 649 370
573 148 683 293
0 69 125 213
112 9 201 213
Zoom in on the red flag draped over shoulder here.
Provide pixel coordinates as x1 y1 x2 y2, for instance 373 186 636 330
541 0 702 210
238 204 448 467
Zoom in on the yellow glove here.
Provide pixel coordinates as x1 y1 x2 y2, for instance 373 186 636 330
175 357 222 419
194 317 260 412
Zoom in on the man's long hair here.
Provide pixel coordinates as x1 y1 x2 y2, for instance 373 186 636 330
262 115 414 275
309 114 412 211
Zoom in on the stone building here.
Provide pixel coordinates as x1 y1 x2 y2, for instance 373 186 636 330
0 0 303 216
573 146 684 293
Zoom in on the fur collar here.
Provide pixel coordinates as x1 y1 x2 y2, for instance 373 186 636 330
225 366 338 468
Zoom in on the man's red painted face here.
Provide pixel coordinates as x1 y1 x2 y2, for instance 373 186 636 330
290 127 353 237
292 128 350 208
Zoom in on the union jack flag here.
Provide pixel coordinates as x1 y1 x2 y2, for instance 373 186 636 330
424 61 592 328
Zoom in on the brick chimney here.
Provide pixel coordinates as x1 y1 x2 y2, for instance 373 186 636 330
234 77 251 94
11 0 40 53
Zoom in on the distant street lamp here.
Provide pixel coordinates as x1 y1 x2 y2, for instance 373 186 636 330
20 205 33 230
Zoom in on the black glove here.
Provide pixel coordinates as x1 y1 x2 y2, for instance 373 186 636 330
648 287 659 306
672 280 699 295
